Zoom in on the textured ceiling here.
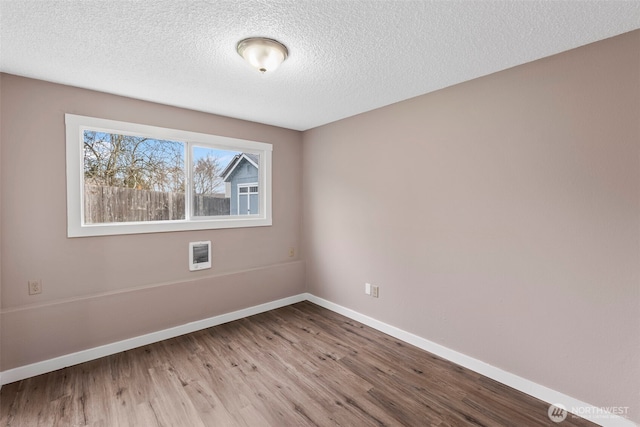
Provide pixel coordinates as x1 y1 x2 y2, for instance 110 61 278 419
1 1 639 131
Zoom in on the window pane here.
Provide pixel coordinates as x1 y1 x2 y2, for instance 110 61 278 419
219 151 260 216
192 146 241 217
83 130 185 223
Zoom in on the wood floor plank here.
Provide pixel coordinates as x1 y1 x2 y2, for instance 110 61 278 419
0 301 599 426
182 380 241 426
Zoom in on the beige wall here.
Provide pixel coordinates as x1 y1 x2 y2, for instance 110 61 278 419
303 30 639 422
0 74 304 369
0 73 3 378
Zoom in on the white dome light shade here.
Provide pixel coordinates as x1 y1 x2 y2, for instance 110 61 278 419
237 37 288 73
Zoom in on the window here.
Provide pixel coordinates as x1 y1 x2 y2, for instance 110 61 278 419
65 114 272 237
237 183 259 215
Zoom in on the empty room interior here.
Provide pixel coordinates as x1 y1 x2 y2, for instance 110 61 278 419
0 1 639 426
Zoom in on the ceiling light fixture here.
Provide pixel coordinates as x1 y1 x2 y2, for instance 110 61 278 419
237 37 288 73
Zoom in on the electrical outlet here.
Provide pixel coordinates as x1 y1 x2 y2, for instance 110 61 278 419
365 282 371 295
28 280 42 295
371 285 379 298
289 247 295 258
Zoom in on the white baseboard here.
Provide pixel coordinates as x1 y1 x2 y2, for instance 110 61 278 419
305 294 636 427
0 293 307 386
1 292 635 426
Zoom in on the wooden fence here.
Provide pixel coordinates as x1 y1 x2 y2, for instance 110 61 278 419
84 185 230 223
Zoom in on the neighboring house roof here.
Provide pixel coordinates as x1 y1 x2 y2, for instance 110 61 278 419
221 153 259 182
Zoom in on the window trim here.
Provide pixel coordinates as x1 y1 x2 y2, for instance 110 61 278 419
65 114 272 237
237 182 259 215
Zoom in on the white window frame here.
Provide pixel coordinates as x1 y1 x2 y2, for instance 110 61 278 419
237 182 259 215
65 114 272 237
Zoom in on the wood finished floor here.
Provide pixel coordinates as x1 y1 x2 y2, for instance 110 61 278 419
1 301 596 427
